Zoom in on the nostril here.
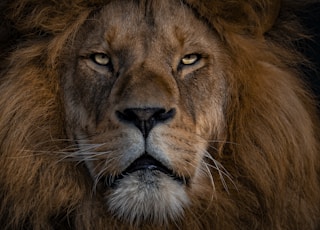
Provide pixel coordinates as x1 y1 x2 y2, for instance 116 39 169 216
116 108 176 137
154 108 176 122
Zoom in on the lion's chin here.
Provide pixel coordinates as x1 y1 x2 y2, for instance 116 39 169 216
105 170 190 225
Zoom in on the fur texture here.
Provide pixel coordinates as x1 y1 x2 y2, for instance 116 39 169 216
0 0 319 229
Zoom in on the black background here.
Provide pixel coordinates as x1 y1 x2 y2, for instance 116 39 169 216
299 2 320 108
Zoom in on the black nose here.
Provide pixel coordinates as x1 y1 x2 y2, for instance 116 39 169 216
116 108 176 138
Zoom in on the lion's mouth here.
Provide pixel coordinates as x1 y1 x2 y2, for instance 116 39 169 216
124 154 172 175
105 154 188 187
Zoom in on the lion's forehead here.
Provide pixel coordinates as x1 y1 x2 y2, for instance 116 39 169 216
83 0 213 58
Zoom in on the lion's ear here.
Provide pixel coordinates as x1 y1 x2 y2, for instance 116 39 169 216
184 0 281 37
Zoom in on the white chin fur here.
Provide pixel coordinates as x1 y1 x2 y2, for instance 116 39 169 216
106 170 189 225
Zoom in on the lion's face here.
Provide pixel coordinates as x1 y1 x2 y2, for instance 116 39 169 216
62 0 226 225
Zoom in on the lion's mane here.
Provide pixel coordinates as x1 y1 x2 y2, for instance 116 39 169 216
0 0 319 229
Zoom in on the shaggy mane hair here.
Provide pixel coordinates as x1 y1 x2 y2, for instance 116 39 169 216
0 0 319 229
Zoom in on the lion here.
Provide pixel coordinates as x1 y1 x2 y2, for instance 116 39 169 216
0 0 319 229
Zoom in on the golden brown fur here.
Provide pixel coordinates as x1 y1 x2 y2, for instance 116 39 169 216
0 0 319 229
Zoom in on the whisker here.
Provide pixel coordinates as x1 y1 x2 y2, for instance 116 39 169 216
184 160 216 223
57 143 111 162
206 140 239 146
203 151 238 192
92 161 108 195
193 133 239 146
203 161 216 195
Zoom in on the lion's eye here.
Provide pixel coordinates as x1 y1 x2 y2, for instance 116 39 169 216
91 53 110 66
181 54 200 65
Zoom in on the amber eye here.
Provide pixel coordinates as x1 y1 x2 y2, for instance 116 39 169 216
91 53 110 66
181 54 200 65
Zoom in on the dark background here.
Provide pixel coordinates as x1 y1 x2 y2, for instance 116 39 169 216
299 2 320 109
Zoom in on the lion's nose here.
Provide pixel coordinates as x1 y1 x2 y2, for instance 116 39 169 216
116 108 176 138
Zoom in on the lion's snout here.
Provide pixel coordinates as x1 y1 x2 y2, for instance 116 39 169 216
116 107 176 138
